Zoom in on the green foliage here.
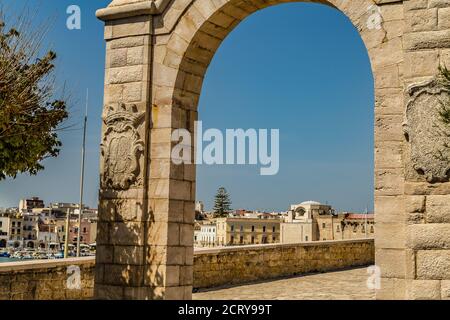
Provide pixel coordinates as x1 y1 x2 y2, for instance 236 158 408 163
0 15 68 180
213 187 232 218
438 65 450 125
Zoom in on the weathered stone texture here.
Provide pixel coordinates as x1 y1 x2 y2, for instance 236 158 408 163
1 240 373 300
93 0 450 300
0 258 95 300
193 239 375 289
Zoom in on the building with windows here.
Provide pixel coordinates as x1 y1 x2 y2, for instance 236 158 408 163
329 213 375 240
37 224 59 249
281 201 374 243
194 222 217 247
68 218 95 245
8 213 23 243
281 201 334 243
22 213 39 248
0 213 10 248
215 216 281 246
19 197 45 212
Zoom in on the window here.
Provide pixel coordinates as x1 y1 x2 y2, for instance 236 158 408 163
18 222 21 228
322 223 326 229
336 226 340 232
240 236 243 244
230 225 234 232
83 227 87 233
370 226 374 233
305 236 308 241
251 226 255 232
272 236 276 242
272 226 276 232
12 222 15 227
263 226 266 233
240 225 243 232
251 236 255 244
230 236 234 244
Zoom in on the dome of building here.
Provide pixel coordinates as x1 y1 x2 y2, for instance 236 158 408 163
300 200 322 205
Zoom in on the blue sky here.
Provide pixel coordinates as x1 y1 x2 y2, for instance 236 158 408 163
0 1 374 213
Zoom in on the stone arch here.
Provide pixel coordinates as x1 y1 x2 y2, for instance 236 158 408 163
95 0 450 300
158 0 383 103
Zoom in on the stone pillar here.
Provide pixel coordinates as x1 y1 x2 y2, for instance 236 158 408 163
94 1 193 300
400 0 450 300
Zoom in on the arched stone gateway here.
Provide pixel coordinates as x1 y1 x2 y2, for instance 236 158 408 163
95 0 450 300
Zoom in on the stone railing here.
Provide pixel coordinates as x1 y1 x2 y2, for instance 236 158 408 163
0 239 374 299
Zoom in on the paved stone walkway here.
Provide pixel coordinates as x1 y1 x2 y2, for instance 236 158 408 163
193 267 375 300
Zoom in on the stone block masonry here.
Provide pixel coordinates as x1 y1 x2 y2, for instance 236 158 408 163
92 0 450 299
193 239 374 289
0 239 373 300
0 257 94 300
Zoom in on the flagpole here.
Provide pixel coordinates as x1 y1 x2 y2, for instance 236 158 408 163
76 89 88 257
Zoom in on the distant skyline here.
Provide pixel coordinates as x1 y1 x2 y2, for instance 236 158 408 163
0 1 374 213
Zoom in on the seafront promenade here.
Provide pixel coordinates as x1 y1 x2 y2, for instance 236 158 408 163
193 267 375 300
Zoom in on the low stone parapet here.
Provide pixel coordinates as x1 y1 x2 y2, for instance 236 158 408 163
0 257 95 300
193 239 375 289
0 239 374 299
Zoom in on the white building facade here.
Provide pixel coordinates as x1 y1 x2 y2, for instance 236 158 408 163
194 223 217 247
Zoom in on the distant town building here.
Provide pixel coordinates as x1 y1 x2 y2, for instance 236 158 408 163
281 201 334 243
8 212 23 244
19 197 45 212
69 218 95 245
37 224 58 249
216 216 280 246
330 212 375 240
0 213 10 248
195 201 204 213
0 198 98 250
194 222 217 247
22 213 39 248
281 201 374 243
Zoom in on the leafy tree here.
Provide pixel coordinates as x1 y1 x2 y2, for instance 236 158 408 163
213 187 232 218
0 13 68 180
438 65 450 125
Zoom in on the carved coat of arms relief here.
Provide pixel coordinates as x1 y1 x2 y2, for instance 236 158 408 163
404 76 450 183
100 103 145 190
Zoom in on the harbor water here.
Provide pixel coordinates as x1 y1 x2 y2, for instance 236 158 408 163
0 257 20 263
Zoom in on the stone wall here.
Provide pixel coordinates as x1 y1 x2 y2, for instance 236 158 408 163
0 239 373 299
0 257 95 300
193 239 375 289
